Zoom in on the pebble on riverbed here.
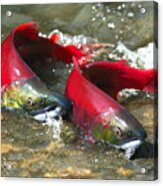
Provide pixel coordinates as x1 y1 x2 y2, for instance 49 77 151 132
116 166 135 177
44 166 97 178
1 143 22 154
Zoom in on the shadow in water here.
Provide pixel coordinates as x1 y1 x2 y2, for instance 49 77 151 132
132 141 158 159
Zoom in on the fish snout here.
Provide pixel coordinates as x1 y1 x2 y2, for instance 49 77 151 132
48 93 72 112
132 126 147 141
126 117 147 142
29 93 72 122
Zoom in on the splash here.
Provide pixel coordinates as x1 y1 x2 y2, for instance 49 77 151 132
34 106 63 140
48 29 97 47
111 139 143 159
112 41 156 69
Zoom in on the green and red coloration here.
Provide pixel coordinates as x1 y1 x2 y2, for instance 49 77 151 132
66 59 157 158
1 22 81 115
66 59 157 153
1 22 158 157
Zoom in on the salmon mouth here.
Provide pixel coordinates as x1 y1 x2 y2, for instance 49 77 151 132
111 139 144 159
30 104 60 115
30 105 65 122
27 92 72 122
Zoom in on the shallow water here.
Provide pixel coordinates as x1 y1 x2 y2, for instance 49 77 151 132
1 2 158 180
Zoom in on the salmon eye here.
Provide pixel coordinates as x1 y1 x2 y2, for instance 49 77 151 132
113 127 122 137
40 99 45 105
128 131 133 137
27 97 33 106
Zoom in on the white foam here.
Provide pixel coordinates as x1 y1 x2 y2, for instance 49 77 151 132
115 41 156 69
33 106 63 140
112 139 143 159
48 29 97 46
44 116 63 140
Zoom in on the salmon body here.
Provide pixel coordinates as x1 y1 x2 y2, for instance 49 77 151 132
65 59 157 158
1 22 77 118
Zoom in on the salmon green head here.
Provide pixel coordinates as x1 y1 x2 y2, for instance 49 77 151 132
92 109 147 159
2 77 71 119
